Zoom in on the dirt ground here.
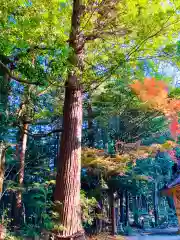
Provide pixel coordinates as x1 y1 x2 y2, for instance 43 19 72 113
87 233 126 240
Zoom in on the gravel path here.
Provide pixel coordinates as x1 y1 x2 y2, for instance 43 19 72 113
126 234 180 240
126 227 180 240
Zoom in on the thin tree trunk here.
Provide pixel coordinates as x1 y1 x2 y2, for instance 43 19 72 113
0 56 11 240
167 196 175 210
125 190 129 226
133 196 139 226
55 133 60 169
120 192 124 223
54 0 86 239
0 144 7 240
110 192 116 235
87 99 94 148
0 72 9 136
153 182 158 226
0 71 9 200
0 143 6 199
16 123 28 225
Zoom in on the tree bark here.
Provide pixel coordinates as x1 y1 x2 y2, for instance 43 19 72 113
153 182 158 226
16 123 28 225
0 70 9 199
167 196 175 210
125 190 129 226
0 72 9 138
87 99 94 148
110 192 116 235
120 192 124 223
0 143 6 199
133 196 139 226
54 1 85 238
54 85 83 238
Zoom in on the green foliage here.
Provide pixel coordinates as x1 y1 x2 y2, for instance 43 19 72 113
0 209 11 228
87 78 168 145
81 190 97 225
169 88 180 99
5 233 23 240
21 224 39 238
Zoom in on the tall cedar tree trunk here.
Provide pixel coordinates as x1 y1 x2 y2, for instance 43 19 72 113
87 99 94 148
0 71 9 199
54 0 85 239
16 123 28 225
54 86 83 238
0 68 9 240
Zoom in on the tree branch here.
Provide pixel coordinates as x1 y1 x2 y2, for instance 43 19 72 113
0 60 43 86
126 15 176 60
85 29 132 41
1 153 50 200
23 128 63 138
83 17 179 93
11 45 56 62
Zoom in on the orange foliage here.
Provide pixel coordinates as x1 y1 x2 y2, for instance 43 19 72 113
131 78 168 105
82 142 177 176
130 78 180 141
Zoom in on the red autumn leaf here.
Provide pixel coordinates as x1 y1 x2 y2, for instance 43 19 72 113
130 78 180 142
169 116 180 140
